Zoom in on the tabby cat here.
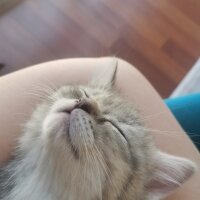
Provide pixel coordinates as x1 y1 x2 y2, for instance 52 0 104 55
0 61 196 200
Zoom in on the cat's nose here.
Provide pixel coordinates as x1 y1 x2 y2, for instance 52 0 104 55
51 98 100 115
76 98 100 115
51 99 79 113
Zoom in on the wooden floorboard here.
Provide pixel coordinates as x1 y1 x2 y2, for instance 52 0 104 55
0 0 200 97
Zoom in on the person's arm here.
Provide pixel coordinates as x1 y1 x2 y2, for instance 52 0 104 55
0 57 199 199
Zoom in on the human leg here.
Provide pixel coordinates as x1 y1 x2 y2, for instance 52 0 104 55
0 57 199 200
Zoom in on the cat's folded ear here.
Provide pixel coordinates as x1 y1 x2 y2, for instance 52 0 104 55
146 151 196 200
89 57 118 89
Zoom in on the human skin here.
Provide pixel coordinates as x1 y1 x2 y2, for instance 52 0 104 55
0 57 199 200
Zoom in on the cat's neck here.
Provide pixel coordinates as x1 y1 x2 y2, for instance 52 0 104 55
12 150 105 200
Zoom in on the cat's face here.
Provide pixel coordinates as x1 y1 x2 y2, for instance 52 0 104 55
19 62 195 200
21 85 153 200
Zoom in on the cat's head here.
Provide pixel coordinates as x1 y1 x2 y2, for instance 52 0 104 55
20 59 196 200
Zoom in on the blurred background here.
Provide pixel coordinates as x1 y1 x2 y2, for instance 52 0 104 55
0 0 200 98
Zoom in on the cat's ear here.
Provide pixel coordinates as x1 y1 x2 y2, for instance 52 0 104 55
146 151 196 200
89 57 118 89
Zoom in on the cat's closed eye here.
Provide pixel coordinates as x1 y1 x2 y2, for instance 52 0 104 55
82 89 89 98
99 117 127 141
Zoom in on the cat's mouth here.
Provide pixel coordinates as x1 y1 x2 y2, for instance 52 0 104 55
43 98 98 156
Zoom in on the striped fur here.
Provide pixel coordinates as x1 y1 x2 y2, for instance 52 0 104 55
0 61 196 200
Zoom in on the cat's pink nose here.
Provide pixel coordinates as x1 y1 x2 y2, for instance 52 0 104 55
51 98 100 115
75 98 100 115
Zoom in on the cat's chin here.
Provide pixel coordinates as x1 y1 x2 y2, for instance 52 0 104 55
69 108 95 151
42 108 95 153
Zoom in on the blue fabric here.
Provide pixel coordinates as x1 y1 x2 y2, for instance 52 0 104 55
165 93 200 150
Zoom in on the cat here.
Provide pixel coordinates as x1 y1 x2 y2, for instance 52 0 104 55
0 61 196 200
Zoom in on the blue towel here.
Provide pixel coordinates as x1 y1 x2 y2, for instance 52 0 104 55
165 93 200 150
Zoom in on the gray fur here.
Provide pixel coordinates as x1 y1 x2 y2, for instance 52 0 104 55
0 63 196 200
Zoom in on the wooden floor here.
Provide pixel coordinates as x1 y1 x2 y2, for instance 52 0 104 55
0 0 200 97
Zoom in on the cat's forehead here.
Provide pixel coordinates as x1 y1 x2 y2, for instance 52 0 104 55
55 85 109 98
54 85 113 107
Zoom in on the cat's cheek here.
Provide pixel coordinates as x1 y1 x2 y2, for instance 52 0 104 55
42 113 70 141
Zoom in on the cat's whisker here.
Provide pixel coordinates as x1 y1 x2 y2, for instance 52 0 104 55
23 90 55 103
139 127 199 138
32 79 58 94
138 103 195 123
83 138 104 198
93 146 109 178
27 82 58 102
92 144 115 191
91 154 103 199
23 91 47 99
71 147 81 185
41 77 59 93
81 131 90 163
95 154 106 200
88 154 102 199
81 133 102 197
139 128 181 137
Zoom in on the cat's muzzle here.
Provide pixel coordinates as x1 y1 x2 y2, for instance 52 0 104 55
43 98 98 153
